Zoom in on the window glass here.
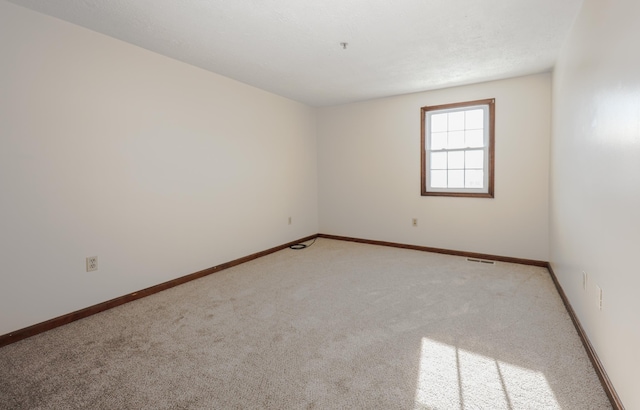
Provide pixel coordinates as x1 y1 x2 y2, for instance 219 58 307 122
421 99 495 197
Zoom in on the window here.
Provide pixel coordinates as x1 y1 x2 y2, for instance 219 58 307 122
421 98 495 198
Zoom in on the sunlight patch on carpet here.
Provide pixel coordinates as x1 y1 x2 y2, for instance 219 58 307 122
414 338 560 409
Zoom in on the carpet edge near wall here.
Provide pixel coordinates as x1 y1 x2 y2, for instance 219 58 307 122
0 233 624 409
0 234 317 348
546 263 625 410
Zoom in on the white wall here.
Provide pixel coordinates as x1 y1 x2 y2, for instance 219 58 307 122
551 0 640 408
0 2 318 336
318 74 551 261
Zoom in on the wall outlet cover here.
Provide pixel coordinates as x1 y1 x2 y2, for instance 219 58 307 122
86 256 98 272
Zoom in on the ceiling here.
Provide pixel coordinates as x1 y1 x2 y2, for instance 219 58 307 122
8 0 583 106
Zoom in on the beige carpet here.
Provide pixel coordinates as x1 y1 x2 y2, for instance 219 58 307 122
0 239 610 409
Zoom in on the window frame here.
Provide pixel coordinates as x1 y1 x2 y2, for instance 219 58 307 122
420 98 495 198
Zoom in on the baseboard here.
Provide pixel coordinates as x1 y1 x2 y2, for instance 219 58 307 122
318 233 548 267
0 234 318 349
546 263 625 410
0 233 624 409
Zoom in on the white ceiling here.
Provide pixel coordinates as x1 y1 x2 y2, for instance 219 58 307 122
8 0 583 106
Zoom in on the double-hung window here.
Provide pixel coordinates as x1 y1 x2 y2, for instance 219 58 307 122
421 99 495 197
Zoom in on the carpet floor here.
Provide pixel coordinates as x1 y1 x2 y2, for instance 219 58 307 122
0 238 610 409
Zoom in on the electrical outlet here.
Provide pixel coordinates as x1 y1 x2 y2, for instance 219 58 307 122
596 285 603 310
288 216 292 225
582 271 587 291
86 256 98 272
412 218 418 227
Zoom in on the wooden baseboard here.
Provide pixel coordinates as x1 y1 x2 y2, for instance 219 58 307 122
317 233 548 267
0 234 318 348
0 232 624 409
546 263 624 410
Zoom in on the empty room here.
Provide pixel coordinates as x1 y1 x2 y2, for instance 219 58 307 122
1 0 638 409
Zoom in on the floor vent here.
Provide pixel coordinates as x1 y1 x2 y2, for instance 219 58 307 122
467 258 496 265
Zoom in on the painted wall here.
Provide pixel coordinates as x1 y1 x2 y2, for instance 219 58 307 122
318 74 551 261
550 0 640 408
0 2 318 336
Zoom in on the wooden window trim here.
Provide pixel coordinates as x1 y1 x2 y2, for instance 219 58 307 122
421 98 495 198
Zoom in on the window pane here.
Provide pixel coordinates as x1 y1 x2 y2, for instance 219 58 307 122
448 131 465 149
449 111 465 131
431 113 448 132
422 99 493 197
448 151 464 169
431 132 448 150
465 109 484 129
465 150 484 169
465 170 484 188
431 170 447 188
430 152 447 169
465 129 484 148
448 170 464 188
